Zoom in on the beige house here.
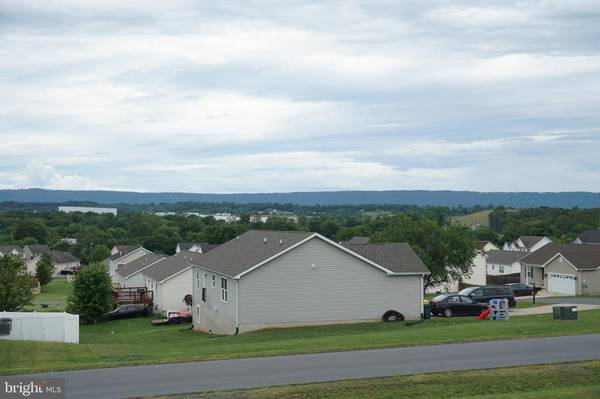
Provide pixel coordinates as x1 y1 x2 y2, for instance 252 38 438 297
26 251 80 278
519 243 600 295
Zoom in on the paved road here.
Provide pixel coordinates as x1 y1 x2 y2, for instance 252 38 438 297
14 334 600 399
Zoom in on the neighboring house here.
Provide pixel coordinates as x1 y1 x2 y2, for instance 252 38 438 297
503 236 552 253
23 245 50 260
486 250 526 276
342 236 371 245
58 206 117 215
58 237 78 245
190 230 429 335
143 251 204 314
105 246 152 284
212 213 241 223
574 230 600 244
519 243 600 295
0 245 23 258
175 242 218 254
26 251 80 278
114 253 166 287
461 241 499 286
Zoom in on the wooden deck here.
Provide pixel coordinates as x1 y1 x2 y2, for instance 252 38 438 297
113 287 153 305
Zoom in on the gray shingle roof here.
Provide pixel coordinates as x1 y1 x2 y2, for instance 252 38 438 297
189 230 429 277
143 251 204 282
189 230 313 277
0 245 22 255
25 245 50 256
341 243 430 274
49 250 79 264
343 236 371 245
520 243 600 270
518 236 546 249
109 245 142 261
486 250 526 266
116 253 166 277
577 230 600 244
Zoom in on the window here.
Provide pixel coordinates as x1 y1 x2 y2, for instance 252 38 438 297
212 275 216 288
195 270 200 289
461 296 474 304
499 265 505 274
448 296 460 303
221 278 228 302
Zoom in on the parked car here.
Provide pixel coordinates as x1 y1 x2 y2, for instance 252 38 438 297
429 294 489 317
105 304 151 320
504 283 542 297
458 286 516 307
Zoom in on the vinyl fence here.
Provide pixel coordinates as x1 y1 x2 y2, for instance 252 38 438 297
0 312 79 344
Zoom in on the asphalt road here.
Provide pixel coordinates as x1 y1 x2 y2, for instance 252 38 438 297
14 334 600 399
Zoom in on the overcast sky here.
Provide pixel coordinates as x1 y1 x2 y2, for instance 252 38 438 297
1 1 600 193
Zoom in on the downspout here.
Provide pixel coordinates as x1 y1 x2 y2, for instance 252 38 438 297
420 275 424 319
235 278 240 335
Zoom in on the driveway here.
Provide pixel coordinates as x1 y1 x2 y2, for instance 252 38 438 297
511 303 600 316
538 297 600 305
9 334 600 399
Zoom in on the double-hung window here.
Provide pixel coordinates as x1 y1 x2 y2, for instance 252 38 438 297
221 278 228 303
212 275 216 288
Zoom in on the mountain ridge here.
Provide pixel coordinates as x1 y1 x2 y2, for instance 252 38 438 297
1 188 599 208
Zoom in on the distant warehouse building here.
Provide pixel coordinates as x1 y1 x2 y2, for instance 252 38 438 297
58 206 117 215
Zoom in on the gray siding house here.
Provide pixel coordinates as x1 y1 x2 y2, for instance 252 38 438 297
191 230 429 335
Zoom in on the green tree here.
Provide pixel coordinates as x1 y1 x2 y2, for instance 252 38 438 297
87 244 110 263
373 216 476 290
66 263 114 324
35 252 55 287
14 218 47 243
0 255 33 311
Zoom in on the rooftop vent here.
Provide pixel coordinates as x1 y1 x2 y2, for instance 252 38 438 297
279 239 283 245
264 237 267 244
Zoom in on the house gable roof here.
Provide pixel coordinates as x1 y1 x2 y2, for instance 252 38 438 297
0 245 22 254
576 230 600 244
109 245 144 261
518 236 547 249
25 244 50 256
49 251 79 264
189 229 430 278
474 240 492 250
342 236 371 245
143 251 204 282
177 242 218 253
487 250 526 265
116 253 166 278
520 243 600 270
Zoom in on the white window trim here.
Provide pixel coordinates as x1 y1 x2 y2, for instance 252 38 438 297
221 277 228 303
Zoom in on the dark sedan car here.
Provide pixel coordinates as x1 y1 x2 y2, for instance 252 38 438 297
504 283 542 297
458 286 517 307
105 304 150 321
429 294 489 317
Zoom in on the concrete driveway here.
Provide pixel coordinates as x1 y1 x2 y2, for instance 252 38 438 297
511 303 600 316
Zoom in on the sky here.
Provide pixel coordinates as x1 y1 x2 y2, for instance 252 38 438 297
1 0 600 193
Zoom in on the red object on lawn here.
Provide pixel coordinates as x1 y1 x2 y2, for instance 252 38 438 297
477 309 490 320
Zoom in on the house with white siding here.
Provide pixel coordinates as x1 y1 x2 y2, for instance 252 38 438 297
105 245 152 285
142 251 203 314
0 245 24 258
114 253 166 287
574 230 600 244
190 230 430 335
26 251 80 278
23 245 50 260
175 242 218 254
503 236 552 253
486 250 526 276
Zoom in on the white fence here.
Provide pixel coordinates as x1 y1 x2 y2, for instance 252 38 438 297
0 312 79 344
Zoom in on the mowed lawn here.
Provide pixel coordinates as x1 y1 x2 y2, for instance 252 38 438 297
26 279 72 312
3 309 600 375
157 361 600 399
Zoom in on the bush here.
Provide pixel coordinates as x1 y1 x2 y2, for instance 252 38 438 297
66 263 114 324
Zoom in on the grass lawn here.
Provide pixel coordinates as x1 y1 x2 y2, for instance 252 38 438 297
26 279 73 312
3 309 600 375
451 210 493 227
152 361 600 399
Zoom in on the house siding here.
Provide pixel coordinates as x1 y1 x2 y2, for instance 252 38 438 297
580 270 600 295
155 268 194 314
238 237 422 329
108 249 149 284
192 267 237 334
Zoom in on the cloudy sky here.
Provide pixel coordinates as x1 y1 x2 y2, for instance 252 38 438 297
1 1 600 193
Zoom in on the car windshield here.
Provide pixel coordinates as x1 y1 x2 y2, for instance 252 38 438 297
458 287 476 295
431 295 447 302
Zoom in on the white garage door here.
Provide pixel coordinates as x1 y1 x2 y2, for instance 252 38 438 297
547 273 576 295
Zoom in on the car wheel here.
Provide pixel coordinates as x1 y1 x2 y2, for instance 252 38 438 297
444 309 453 317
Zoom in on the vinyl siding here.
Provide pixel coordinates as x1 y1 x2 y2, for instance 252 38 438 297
239 237 422 326
108 249 149 283
156 268 194 313
192 267 237 328
580 270 600 295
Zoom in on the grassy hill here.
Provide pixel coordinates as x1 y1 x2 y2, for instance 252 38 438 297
451 210 493 227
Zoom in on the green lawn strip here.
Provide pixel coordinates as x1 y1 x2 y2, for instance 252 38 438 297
25 279 73 312
3 310 600 375
147 361 600 399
